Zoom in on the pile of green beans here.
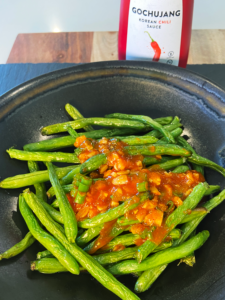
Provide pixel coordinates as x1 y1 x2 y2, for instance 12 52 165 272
1 105 225 300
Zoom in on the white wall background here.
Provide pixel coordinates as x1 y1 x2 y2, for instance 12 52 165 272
0 0 224 64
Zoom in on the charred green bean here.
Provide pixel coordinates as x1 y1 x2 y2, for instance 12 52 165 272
0 165 77 189
24 128 144 152
46 162 77 243
0 232 35 261
7 149 80 164
65 103 94 132
106 113 175 143
125 144 191 157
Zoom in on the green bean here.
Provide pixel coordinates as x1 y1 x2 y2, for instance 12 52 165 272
135 240 156 263
143 156 174 166
37 250 53 260
177 136 204 175
107 231 209 275
153 241 173 252
65 103 94 132
125 144 191 157
76 225 103 248
171 116 180 124
153 117 173 125
73 174 82 186
67 125 79 138
166 182 208 227
145 123 182 138
100 230 180 252
135 265 167 293
192 164 205 174
24 128 143 152
137 189 225 292
93 247 138 265
78 182 89 193
33 247 138 274
74 147 82 156
51 199 59 208
148 157 186 171
22 188 141 300
169 228 182 239
174 189 225 246
75 190 87 204
19 194 80 274
117 218 140 227
24 136 77 152
31 258 69 274
66 246 142 266
0 232 35 261
188 153 225 177
156 128 183 144
33 244 174 275
81 176 93 186
7 149 80 164
49 180 102 201
172 165 189 173
25 191 65 237
5 162 45 261
31 192 64 224
84 223 125 254
204 185 220 196
0 165 77 189
37 229 87 259
118 136 158 145
136 182 208 263
180 208 208 224
48 184 73 199
78 192 149 229
75 177 92 204
46 162 77 243
106 114 173 126
41 117 149 136
70 187 78 198
150 240 173 253
106 113 175 143
33 258 86 273
178 229 196 267
80 153 107 174
136 182 148 192
59 166 81 186
75 180 91 204
27 161 47 202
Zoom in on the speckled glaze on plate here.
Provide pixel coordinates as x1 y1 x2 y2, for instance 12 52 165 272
0 61 225 300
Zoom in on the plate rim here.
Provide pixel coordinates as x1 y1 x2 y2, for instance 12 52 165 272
0 61 225 122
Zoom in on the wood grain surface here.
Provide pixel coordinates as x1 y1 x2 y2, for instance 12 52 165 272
7 32 94 64
188 30 225 64
6 30 225 65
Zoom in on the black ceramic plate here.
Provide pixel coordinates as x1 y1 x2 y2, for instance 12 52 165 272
1 61 225 300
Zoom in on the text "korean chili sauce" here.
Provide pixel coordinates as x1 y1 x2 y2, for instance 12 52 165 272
118 0 194 68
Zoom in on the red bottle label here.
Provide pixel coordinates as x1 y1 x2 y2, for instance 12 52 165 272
126 0 183 66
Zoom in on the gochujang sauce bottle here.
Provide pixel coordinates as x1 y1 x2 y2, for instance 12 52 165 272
118 0 194 68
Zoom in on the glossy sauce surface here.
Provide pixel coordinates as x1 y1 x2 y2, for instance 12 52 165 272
68 136 205 248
